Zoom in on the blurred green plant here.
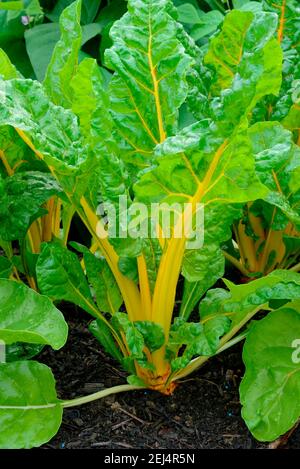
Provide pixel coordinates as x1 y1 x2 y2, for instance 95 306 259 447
0 0 127 79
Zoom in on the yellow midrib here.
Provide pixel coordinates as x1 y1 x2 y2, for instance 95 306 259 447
278 0 287 43
137 255 152 321
148 23 166 143
152 139 230 334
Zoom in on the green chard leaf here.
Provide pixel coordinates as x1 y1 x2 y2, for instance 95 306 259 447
113 312 144 360
89 319 124 363
5 342 44 363
83 250 123 315
0 257 13 278
36 242 97 317
0 279 68 349
44 0 82 108
70 58 108 140
0 126 38 179
204 10 282 98
112 313 164 369
0 77 92 199
168 315 231 371
170 271 300 373
104 0 193 168
249 121 300 229
134 320 165 353
0 361 62 449
240 306 300 442
0 171 62 241
251 1 300 130
200 270 300 333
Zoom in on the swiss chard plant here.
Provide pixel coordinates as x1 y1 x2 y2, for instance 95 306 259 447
218 0 300 279
1 0 300 448
0 51 69 293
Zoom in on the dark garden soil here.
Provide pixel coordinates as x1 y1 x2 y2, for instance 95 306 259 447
40 307 300 450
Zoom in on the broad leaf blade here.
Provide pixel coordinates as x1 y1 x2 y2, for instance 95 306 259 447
0 361 62 449
205 10 282 97
241 307 300 441
44 0 82 107
36 242 96 317
0 279 68 349
105 0 193 168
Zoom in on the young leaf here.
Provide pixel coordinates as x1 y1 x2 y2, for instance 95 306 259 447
89 319 124 363
70 58 104 138
36 242 96 317
200 270 300 332
168 315 230 371
0 279 68 349
134 321 165 353
83 250 122 314
44 0 82 107
240 307 300 441
0 361 62 449
113 312 144 360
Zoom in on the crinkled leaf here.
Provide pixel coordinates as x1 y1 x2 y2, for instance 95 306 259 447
200 270 300 332
105 0 193 168
0 78 92 198
168 315 230 371
113 312 144 359
0 171 62 241
205 10 282 96
134 321 165 352
249 121 300 228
